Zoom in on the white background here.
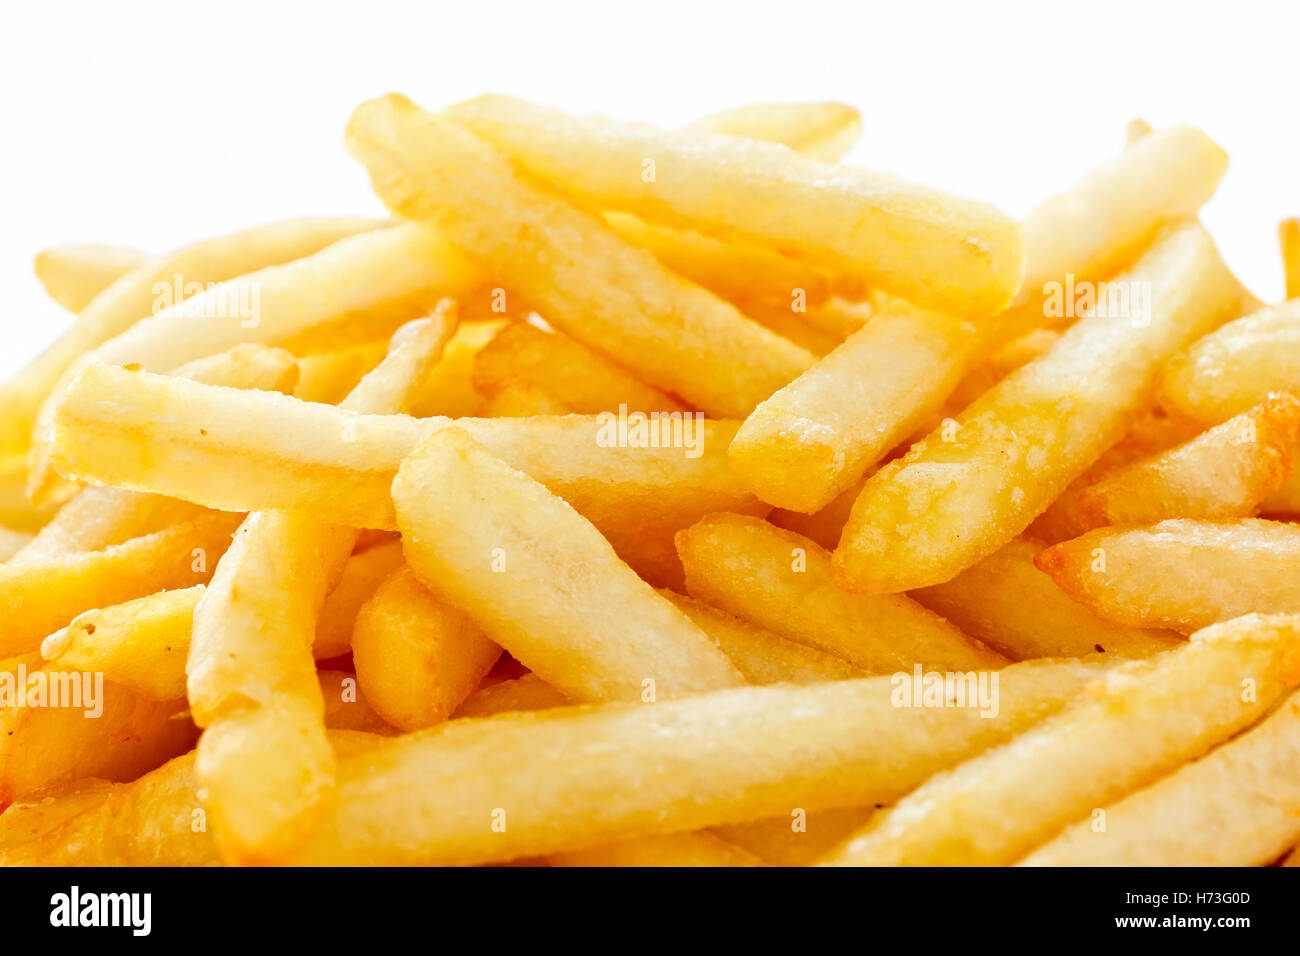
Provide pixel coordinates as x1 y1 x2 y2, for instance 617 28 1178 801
3 0 1297 379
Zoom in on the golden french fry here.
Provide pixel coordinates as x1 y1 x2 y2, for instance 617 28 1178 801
347 94 813 418
472 322 688 415
551 831 765 868
33 244 148 312
820 614 1300 866
676 513 1006 671
49 365 761 535
1262 442 1300 515
314 539 405 659
730 304 975 512
28 222 480 501
0 778 114 851
1281 219 1300 300
406 320 505 418
912 537 1181 660
1036 518 1300 633
393 429 744 703
1160 298 1300 422
292 339 389 404
446 95 1023 318
1022 688 1300 866
834 221 1250 593
352 568 502 730
689 100 862 161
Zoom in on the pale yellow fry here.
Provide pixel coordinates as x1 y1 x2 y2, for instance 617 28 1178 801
393 429 744 703
834 221 1250 593
821 614 1300 866
352 567 502 731
912 537 1181 660
15 343 297 562
1160 298 1300 422
49 365 760 536
676 513 1006 672
689 100 862 161
551 832 765 868
446 95 1022 318
33 244 148 312
1281 219 1300 300
291 656 1103 865
29 222 480 501
1021 688 1300 866
347 94 812 417
1036 518 1300 633
730 304 975 512
472 322 687 415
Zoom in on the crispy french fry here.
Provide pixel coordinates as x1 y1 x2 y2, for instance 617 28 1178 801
1160 298 1300 422
352 568 502 730
49 365 762 536
347 95 813 418
15 343 298 563
1281 219 1300 300
34 244 148 313
1035 518 1300 633
472 322 688 415
550 831 765 868
291 656 1103 865
820 614 1300 866
834 221 1250 593
689 101 862 161
730 304 975 512
912 537 1181 660
0 512 238 659
0 455 62 533
28 222 481 501
1022 688 1300 866
393 429 745 703
0 778 114 851
677 513 1006 671
446 95 1022 318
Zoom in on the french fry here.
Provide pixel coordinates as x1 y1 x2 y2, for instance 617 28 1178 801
292 339 389 404
730 304 975 512
834 221 1250 593
676 513 1006 671
406 320 506 418
0 527 33 562
1021 689 1300 866
445 95 1023 318
393 429 745 703
0 454 62 533
28 222 481 501
550 831 765 868
1160 298 1300 422
472 322 687 414
1035 518 1300 633
689 100 862 162
912 537 1181 660
1262 443 1300 515
347 94 813 418
352 568 502 730
1281 219 1300 300
33 244 148 313
292 657 1103 865
820 614 1300 866
451 673 569 719
0 778 114 851
1057 393 1300 531
49 365 763 536
712 806 880 867
0 511 239 658
314 539 405 659
189 315 458 863
477 381 573 418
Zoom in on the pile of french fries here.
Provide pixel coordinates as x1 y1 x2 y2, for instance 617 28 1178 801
3 92 1300 868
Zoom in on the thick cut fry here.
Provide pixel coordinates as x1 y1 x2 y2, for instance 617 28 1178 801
446 95 1022 318
834 221 1250 593
352 568 502 730
821 614 1300 866
0 512 238 658
730 305 975 512
1062 393 1300 530
34 244 148 312
0 778 114 851
551 832 765 868
49 366 762 536
393 429 744 703
689 101 862 161
1022 689 1300 866
16 343 298 562
1281 219 1300 300
291 657 1102 865
677 514 1006 671
472 322 688 415
1160 298 1300 422
347 95 813 418
28 222 481 500
912 537 1180 660
1036 518 1300 633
